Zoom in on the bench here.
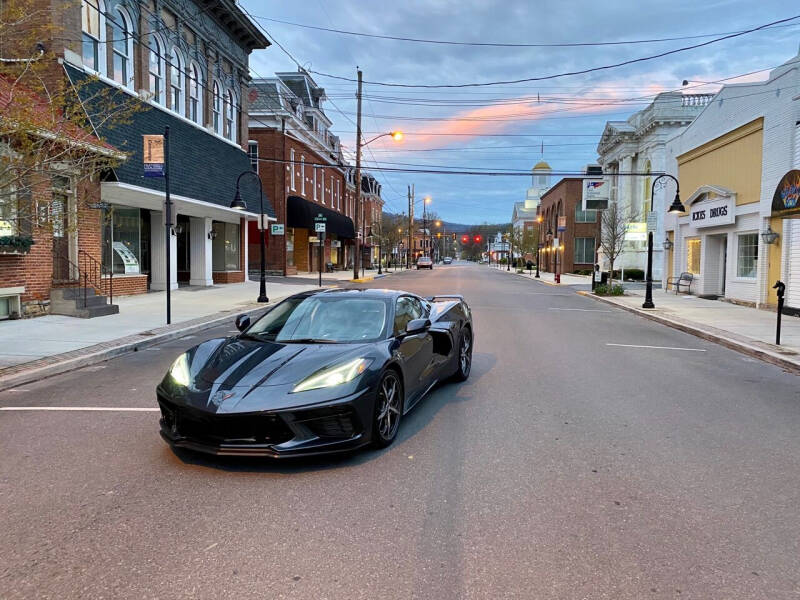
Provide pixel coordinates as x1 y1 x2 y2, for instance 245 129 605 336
667 272 694 294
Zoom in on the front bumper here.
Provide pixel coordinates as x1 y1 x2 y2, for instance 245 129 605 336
157 388 374 458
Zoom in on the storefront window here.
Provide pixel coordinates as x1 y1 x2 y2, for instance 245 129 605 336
102 207 142 275
737 233 758 278
286 227 295 267
212 221 240 271
687 238 701 275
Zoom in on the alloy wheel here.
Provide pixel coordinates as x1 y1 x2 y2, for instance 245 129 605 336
460 330 472 376
377 372 402 440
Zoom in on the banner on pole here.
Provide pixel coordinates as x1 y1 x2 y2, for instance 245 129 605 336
143 135 165 177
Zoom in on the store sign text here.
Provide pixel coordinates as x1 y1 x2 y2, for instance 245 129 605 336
689 197 734 228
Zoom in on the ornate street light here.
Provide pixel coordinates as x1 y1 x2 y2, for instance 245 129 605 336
761 226 779 245
644 174 682 309
231 170 268 303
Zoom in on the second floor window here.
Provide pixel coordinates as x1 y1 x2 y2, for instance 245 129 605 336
110 8 133 86
224 89 236 142
331 176 335 209
212 81 221 134
290 149 296 190
188 63 202 124
247 141 259 172
170 49 184 117
575 205 596 223
300 157 305 195
149 36 164 105
81 0 104 74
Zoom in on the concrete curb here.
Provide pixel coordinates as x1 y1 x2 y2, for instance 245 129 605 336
577 291 800 374
0 297 293 392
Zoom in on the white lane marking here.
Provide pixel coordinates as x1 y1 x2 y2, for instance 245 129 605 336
606 343 706 352
0 407 160 412
549 308 613 312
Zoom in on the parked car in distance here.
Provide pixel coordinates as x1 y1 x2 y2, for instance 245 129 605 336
417 256 433 269
442 257 452 264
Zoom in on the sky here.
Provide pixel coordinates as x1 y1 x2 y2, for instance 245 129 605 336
240 0 800 224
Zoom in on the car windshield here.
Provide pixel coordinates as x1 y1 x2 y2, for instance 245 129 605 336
245 295 390 343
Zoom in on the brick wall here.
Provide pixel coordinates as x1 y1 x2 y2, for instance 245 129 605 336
212 270 244 284
248 127 351 273
101 274 148 297
539 179 600 273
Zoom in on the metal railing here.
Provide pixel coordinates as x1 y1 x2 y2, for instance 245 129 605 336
52 249 113 307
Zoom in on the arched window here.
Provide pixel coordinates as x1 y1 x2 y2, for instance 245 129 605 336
212 80 222 134
188 62 203 124
642 159 652 219
224 89 236 142
170 49 184 117
110 7 133 87
81 0 106 74
148 36 165 105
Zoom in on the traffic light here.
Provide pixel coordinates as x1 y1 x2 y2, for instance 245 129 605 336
473 235 482 244
452 233 456 240
461 235 469 244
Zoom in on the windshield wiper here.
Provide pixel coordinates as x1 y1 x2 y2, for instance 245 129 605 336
239 332 276 342
279 338 339 344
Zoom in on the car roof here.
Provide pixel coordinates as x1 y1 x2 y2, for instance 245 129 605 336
289 288 415 301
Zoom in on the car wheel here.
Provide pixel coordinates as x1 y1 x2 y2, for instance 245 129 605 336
452 328 472 381
372 370 404 448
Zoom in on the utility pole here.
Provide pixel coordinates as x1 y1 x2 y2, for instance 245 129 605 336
353 68 363 281
408 184 414 268
164 126 171 325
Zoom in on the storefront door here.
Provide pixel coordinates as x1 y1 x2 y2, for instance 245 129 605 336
51 185 73 282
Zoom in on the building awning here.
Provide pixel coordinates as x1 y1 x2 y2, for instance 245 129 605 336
286 196 355 239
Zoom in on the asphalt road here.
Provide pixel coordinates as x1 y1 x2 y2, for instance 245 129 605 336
2 263 799 599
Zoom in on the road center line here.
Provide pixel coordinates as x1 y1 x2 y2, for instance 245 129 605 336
606 343 707 352
549 308 613 312
0 407 160 412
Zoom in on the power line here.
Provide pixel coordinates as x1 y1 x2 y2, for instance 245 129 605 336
250 14 798 49
307 14 800 88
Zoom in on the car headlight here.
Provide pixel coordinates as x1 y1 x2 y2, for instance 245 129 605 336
292 358 372 393
169 354 191 387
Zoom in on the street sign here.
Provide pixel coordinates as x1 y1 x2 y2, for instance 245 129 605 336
315 222 326 233
257 215 271 230
143 135 165 177
646 211 658 233
558 215 567 232
309 236 319 243
582 177 609 211
553 237 559 248
270 223 284 235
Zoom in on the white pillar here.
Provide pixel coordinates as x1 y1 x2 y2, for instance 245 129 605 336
243 218 250 281
150 210 178 291
189 216 213 287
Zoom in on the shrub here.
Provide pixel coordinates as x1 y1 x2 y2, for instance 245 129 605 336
0 236 35 253
594 284 625 296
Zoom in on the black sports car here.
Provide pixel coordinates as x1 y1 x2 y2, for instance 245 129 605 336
157 289 473 458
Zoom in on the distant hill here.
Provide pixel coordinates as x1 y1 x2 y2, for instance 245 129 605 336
384 213 510 234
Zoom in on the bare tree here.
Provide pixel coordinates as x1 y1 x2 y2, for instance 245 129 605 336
599 202 638 288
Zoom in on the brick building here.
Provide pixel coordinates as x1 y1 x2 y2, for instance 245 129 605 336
538 178 601 275
1 0 269 318
247 71 358 275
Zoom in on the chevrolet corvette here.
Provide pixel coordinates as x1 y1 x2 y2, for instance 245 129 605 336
157 289 473 458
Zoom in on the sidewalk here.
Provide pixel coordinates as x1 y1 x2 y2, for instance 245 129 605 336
286 267 402 283
486 263 591 286
0 280 320 390
581 287 800 372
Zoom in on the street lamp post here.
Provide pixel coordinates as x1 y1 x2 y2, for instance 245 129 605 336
423 196 432 257
231 170 268 303
506 231 511 271
643 174 684 309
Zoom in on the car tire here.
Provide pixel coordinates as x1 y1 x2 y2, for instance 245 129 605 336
452 328 472 382
372 370 404 448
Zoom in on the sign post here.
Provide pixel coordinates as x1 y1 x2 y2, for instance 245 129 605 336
143 130 171 324
314 214 327 287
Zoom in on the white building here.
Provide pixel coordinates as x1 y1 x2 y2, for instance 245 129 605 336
597 92 714 279
511 161 552 232
664 50 800 311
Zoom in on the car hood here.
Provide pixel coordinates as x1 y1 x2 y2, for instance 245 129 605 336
179 336 373 391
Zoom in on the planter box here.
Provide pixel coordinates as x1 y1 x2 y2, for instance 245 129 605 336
0 247 29 256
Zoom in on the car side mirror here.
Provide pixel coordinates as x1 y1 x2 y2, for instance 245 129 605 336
235 314 251 332
405 318 431 335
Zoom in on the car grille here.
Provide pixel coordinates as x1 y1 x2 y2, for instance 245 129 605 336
159 399 294 446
